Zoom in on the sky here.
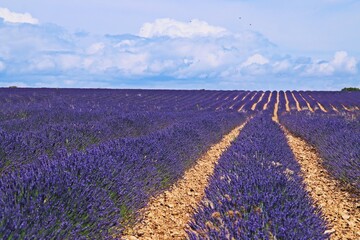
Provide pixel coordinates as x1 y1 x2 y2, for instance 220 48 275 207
0 0 359 90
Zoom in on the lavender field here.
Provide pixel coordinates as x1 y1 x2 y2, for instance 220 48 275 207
0 88 359 239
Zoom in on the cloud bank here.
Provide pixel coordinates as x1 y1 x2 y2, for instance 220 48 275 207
0 15 359 90
0 8 39 24
139 18 228 38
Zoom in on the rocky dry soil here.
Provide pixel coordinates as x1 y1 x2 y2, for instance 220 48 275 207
121 122 248 240
283 127 360 240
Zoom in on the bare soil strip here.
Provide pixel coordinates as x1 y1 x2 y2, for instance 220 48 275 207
238 92 251 111
250 92 257 101
342 104 351 111
263 91 272 110
342 104 358 112
299 93 314 112
317 102 328 112
291 92 302 111
272 91 280 122
241 92 251 101
284 92 290 112
238 103 246 112
308 94 316 101
121 122 248 240
282 127 360 240
331 104 339 112
308 94 328 112
251 92 265 110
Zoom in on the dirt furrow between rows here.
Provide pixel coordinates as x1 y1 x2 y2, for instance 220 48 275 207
282 126 360 239
263 91 272 110
317 102 328 112
291 92 302 111
299 93 314 112
272 91 279 122
284 91 290 112
121 121 249 240
251 92 265 110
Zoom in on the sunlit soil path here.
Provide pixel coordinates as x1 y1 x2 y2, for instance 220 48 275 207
299 93 314 112
237 92 251 112
308 94 327 112
251 92 265 110
331 104 339 112
272 91 280 122
238 103 245 112
282 127 360 240
249 91 257 101
291 91 302 111
241 91 251 101
263 91 272 110
342 104 358 112
342 104 350 111
284 91 290 112
317 102 328 112
121 121 249 240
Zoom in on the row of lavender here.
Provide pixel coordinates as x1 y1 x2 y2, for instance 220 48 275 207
280 111 360 191
188 113 328 239
0 109 246 239
0 109 208 172
1 88 359 114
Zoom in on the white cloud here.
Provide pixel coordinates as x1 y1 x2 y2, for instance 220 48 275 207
272 60 291 73
242 54 269 67
304 51 357 76
1 16 359 89
29 56 55 71
237 54 270 75
139 18 228 38
57 54 82 70
0 8 39 24
86 42 105 55
0 61 5 71
332 51 357 73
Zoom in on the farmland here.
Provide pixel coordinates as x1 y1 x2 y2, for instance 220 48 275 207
0 88 359 239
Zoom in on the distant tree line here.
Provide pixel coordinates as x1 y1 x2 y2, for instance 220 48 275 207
341 87 360 91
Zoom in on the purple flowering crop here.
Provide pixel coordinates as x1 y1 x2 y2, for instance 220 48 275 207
188 113 328 239
280 111 360 190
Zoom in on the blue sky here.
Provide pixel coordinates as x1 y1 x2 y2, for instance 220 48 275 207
0 0 359 90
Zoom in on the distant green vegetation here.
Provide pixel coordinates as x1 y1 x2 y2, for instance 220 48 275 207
8 86 18 88
341 87 360 91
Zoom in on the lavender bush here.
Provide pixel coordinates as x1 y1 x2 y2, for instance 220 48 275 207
280 111 360 191
188 113 328 239
0 109 246 239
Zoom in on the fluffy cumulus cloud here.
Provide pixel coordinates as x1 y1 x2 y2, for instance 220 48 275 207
0 8 39 24
1 14 359 89
242 54 270 67
139 18 228 38
304 51 357 76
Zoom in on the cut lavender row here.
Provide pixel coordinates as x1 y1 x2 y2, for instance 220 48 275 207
0 112 246 239
280 111 360 190
188 113 328 239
